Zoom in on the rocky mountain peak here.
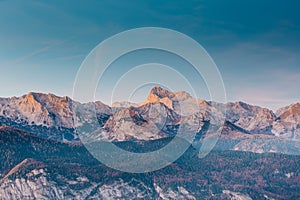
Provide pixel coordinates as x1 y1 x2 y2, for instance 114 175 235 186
143 87 197 113
24 92 37 102
149 86 175 99
282 103 300 115
278 103 300 124
143 86 175 109
19 92 43 109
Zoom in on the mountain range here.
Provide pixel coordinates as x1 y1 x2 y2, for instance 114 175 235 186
0 86 299 153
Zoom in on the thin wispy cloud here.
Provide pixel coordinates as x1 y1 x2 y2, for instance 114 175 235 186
8 44 56 65
2 38 74 66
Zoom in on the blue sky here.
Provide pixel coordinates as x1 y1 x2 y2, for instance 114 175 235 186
0 0 299 110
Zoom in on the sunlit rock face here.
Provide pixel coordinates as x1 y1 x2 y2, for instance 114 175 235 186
271 103 300 138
